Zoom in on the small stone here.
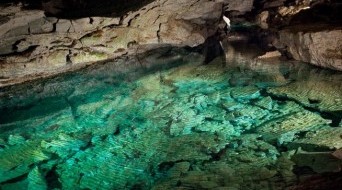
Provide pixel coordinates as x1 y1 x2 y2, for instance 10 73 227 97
16 40 32 52
254 96 273 110
231 87 261 102
221 102 244 112
8 135 26 146
256 11 269 29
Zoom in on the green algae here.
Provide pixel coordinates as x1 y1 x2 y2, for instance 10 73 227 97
0 53 341 189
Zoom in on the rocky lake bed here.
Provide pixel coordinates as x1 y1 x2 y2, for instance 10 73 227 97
0 51 341 189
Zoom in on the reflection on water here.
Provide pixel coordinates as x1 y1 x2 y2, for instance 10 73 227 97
0 49 341 189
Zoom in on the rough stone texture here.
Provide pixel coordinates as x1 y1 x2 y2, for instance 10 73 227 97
257 50 281 59
279 26 342 71
257 111 329 145
256 11 269 29
0 0 223 85
290 127 342 151
224 0 254 15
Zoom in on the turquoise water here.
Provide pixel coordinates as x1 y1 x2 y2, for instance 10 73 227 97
0 49 341 189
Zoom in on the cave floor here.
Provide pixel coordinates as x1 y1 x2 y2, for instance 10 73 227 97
0 55 341 190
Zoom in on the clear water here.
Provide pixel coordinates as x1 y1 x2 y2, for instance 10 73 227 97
0 49 341 190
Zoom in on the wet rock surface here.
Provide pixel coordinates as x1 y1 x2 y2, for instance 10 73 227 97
0 50 341 189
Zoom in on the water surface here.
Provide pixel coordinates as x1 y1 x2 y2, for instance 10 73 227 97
0 50 341 189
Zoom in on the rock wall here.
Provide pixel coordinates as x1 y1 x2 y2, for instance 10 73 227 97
0 0 223 85
279 26 342 71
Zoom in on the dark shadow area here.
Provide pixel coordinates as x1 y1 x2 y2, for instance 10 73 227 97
290 0 342 25
201 34 226 65
289 141 342 190
0 0 155 18
290 171 342 190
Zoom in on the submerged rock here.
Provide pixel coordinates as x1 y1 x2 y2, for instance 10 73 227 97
0 141 49 183
267 74 342 112
231 86 261 102
291 148 342 173
27 167 48 190
290 127 342 151
257 110 330 145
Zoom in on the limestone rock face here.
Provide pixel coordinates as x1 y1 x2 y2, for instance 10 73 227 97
279 26 342 71
0 0 223 85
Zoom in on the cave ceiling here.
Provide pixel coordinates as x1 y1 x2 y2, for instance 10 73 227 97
0 0 155 18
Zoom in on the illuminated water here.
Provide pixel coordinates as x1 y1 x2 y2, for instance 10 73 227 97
0 49 341 190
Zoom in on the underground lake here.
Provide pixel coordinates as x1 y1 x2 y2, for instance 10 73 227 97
0 46 341 189
0 0 342 189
